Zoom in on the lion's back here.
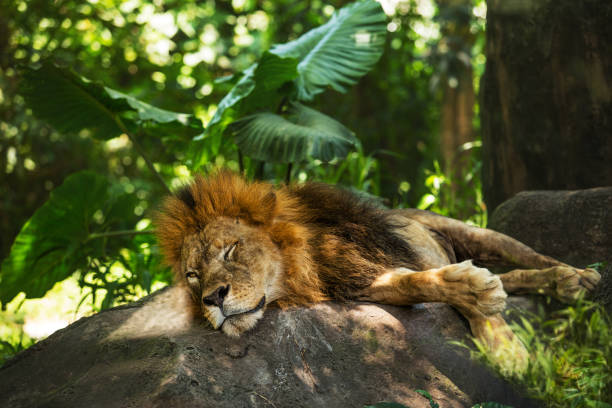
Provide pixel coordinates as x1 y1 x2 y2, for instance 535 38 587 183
287 183 421 299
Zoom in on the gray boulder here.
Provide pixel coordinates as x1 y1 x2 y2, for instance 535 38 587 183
0 286 538 408
489 187 612 308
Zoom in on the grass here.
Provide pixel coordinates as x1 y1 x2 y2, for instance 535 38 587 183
463 297 612 408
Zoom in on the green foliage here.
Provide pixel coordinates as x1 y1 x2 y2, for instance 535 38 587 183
20 62 201 141
202 52 299 153
298 146 382 199
364 394 512 408
0 171 143 304
202 0 386 169
270 0 387 101
1 0 387 310
0 332 34 367
513 300 612 408
410 142 486 226
464 298 612 408
364 403 408 408
230 102 359 163
416 389 440 408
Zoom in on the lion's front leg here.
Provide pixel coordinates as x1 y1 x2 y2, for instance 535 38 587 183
357 261 527 372
498 266 601 302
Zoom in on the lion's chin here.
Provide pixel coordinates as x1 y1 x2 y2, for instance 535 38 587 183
220 309 265 337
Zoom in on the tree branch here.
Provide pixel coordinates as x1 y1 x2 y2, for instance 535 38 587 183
87 229 154 241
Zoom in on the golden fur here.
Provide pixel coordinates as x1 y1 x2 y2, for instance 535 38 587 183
156 171 600 361
156 172 326 310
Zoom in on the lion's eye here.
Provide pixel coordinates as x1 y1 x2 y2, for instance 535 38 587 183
186 270 199 279
224 241 239 262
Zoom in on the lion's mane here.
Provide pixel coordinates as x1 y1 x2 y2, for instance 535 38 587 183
156 171 419 306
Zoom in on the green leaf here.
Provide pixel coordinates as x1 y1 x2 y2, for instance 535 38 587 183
415 390 439 408
104 87 198 127
230 102 359 163
253 52 300 91
190 53 298 169
20 62 126 140
204 52 298 137
471 403 514 408
239 52 298 113
0 171 140 304
363 403 409 408
20 61 201 140
270 0 386 101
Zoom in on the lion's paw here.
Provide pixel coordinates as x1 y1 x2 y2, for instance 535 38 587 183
470 314 528 375
547 266 601 303
442 260 507 316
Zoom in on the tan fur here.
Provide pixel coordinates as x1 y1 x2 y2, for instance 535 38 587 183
155 172 600 364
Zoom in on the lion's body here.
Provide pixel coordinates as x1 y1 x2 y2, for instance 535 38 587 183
156 172 600 356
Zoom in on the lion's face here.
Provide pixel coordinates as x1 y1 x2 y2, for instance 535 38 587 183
180 217 284 336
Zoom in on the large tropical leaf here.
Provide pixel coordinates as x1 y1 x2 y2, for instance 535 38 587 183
20 63 126 139
203 52 298 136
190 52 298 168
229 102 359 163
0 171 141 304
104 88 195 126
20 62 201 140
270 0 387 101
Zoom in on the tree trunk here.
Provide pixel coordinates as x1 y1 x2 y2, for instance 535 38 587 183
438 0 476 178
481 0 612 211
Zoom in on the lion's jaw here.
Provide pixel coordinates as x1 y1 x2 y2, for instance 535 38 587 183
205 299 266 337
180 217 285 337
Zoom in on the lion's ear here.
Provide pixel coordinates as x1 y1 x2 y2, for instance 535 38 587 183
247 190 276 224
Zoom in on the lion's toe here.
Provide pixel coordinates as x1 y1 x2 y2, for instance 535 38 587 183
580 268 601 290
549 266 601 303
442 261 507 316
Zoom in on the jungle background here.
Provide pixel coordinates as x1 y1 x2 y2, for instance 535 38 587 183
0 0 611 406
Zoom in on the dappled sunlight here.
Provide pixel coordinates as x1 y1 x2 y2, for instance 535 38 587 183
106 286 193 341
1 276 94 341
2 0 608 405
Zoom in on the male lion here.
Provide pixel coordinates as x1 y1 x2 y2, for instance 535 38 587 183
156 172 600 354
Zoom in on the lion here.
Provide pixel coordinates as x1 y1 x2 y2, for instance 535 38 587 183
155 171 601 358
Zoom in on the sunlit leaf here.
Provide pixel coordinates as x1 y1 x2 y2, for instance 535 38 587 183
203 52 298 137
229 102 358 163
104 87 199 127
20 62 126 139
0 171 140 304
190 52 298 168
20 62 201 140
270 0 386 100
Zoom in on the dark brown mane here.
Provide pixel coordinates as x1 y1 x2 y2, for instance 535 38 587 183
288 183 419 299
155 172 419 304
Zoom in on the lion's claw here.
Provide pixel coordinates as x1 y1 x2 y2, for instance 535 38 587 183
580 268 602 290
548 266 601 303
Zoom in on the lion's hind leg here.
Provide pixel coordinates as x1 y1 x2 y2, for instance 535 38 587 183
499 266 601 303
357 261 527 372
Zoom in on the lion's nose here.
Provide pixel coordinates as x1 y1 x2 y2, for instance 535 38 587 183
202 284 230 308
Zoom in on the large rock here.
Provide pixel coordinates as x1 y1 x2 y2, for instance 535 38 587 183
489 188 612 268
0 286 538 408
489 188 612 308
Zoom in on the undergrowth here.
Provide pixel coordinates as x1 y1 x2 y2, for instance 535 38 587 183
365 390 511 407
463 297 612 408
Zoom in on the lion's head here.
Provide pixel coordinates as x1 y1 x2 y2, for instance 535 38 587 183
155 172 325 336
179 217 285 336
